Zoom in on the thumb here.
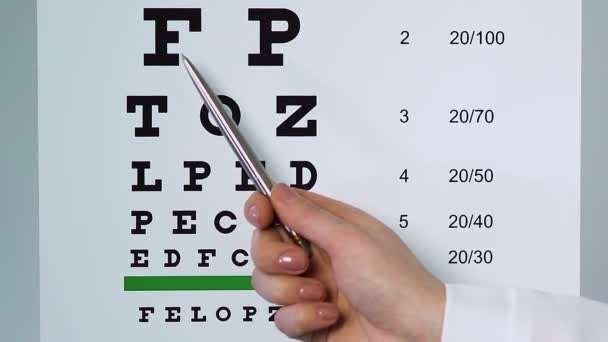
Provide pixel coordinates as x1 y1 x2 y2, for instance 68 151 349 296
270 183 353 254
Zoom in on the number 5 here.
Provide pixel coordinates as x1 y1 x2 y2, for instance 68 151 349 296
400 214 409 228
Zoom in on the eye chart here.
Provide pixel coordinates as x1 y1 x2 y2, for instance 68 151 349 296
38 1 581 341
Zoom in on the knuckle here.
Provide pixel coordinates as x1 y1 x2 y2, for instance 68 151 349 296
275 306 308 338
250 230 257 253
276 319 302 339
254 249 277 271
251 235 274 268
251 268 262 290
250 237 261 264
251 270 276 302
254 274 285 303
251 248 267 269
289 200 321 226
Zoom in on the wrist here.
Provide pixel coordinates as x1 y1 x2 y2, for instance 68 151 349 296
427 281 446 342
398 279 446 342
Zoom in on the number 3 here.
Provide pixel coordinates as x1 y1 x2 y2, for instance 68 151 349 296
400 109 409 123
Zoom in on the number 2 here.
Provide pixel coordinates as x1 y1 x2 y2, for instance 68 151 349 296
400 31 410 45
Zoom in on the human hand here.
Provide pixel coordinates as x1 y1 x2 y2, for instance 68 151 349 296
244 183 446 341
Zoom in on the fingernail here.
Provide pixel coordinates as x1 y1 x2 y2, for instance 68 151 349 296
298 283 325 301
248 204 259 221
278 251 306 272
275 183 298 203
317 304 339 321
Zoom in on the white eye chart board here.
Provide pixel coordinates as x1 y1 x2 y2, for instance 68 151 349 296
38 1 581 341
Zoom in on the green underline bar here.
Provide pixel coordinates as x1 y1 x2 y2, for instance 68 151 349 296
124 276 254 291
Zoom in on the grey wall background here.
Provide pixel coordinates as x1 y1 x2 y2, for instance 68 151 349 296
581 0 608 303
0 0 39 342
0 0 605 341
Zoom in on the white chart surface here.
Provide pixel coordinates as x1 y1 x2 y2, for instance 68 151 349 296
39 1 581 340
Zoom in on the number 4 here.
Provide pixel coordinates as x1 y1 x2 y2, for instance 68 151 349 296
400 169 410 182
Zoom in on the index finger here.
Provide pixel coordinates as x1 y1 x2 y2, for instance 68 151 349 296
244 191 276 229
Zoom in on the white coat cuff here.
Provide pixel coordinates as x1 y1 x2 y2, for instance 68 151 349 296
441 284 513 342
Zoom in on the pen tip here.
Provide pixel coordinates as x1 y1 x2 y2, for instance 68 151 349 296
181 53 189 65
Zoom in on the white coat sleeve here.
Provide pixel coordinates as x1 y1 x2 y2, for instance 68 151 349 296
441 284 608 342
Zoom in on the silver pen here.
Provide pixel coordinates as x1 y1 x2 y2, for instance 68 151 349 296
181 54 312 257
